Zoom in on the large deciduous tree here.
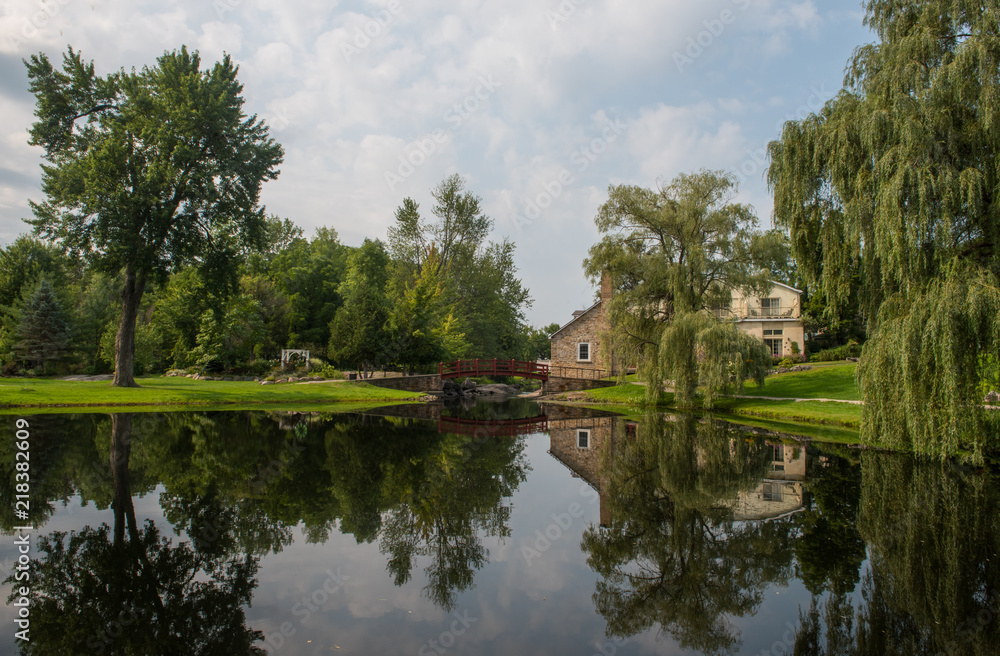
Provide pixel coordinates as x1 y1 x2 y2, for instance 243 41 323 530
24 46 283 386
584 170 773 407
767 0 1000 460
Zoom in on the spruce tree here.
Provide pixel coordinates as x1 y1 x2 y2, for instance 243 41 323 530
16 277 71 372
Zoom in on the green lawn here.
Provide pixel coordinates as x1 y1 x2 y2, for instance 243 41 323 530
566 363 864 429
741 363 860 400
0 376 420 411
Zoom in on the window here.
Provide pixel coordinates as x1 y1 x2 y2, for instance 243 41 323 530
770 444 785 462
763 329 783 336
764 339 782 357
577 430 590 449
577 342 591 361
761 297 780 311
762 482 782 502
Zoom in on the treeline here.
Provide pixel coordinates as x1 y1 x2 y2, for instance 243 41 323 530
0 175 553 377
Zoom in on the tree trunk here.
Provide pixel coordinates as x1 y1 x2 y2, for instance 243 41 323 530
112 265 147 387
110 413 134 549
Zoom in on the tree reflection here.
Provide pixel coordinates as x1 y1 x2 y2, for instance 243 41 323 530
5 414 265 655
324 414 529 610
582 414 796 655
793 454 1000 656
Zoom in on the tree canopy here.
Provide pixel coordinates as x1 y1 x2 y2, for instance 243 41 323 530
767 0 1000 460
24 46 283 386
584 170 774 406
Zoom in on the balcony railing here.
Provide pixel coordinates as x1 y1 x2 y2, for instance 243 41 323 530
711 305 798 320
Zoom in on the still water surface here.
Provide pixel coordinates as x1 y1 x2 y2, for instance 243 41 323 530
1 400 998 655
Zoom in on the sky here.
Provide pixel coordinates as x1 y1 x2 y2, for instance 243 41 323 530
0 0 874 327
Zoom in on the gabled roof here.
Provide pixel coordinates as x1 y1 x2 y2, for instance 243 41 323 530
769 280 803 294
550 300 601 338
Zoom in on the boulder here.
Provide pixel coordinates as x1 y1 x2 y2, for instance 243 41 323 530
984 390 1000 404
461 377 477 391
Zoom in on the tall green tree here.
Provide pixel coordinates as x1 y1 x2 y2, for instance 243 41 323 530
584 170 773 407
768 1 1000 460
24 46 283 387
387 175 532 360
328 239 391 376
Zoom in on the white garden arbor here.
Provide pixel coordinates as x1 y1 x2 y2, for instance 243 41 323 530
280 349 310 370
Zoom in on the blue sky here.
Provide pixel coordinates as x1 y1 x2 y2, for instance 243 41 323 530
0 0 873 326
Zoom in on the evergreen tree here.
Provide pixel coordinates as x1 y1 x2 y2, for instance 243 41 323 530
15 277 72 372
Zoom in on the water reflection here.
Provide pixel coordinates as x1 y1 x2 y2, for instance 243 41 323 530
580 415 796 655
14 413 265 654
576 413 1000 656
1 404 999 655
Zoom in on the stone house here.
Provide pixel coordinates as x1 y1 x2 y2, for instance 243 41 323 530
549 278 806 372
548 275 616 376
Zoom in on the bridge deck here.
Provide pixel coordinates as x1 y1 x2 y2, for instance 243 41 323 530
439 358 550 381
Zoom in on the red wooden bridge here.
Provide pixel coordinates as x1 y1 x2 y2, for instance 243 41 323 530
438 359 550 381
438 415 549 437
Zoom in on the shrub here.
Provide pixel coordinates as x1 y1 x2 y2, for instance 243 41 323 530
319 365 342 379
808 340 862 362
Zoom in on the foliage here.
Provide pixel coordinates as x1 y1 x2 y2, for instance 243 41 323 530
767 1 1000 459
387 174 531 361
14 277 72 373
858 265 1000 461
808 340 862 362
584 170 777 407
328 239 391 375
24 46 283 386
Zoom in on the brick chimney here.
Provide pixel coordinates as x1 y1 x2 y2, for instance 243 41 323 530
600 272 613 305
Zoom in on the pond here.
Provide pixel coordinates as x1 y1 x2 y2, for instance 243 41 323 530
1 400 998 655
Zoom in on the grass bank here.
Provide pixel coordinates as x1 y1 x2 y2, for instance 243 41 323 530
0 376 420 411
557 362 863 430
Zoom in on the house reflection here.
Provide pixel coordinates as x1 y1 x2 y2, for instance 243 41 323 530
546 413 807 526
729 442 806 520
545 412 619 527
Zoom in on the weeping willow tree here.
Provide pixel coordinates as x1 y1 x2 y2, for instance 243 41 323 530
584 170 776 408
767 1 1000 460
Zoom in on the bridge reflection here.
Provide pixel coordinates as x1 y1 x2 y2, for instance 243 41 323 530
437 415 549 437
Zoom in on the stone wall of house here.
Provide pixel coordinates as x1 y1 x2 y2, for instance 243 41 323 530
550 305 607 374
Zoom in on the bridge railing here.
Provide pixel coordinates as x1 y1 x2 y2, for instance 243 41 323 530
439 358 550 380
548 365 608 380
